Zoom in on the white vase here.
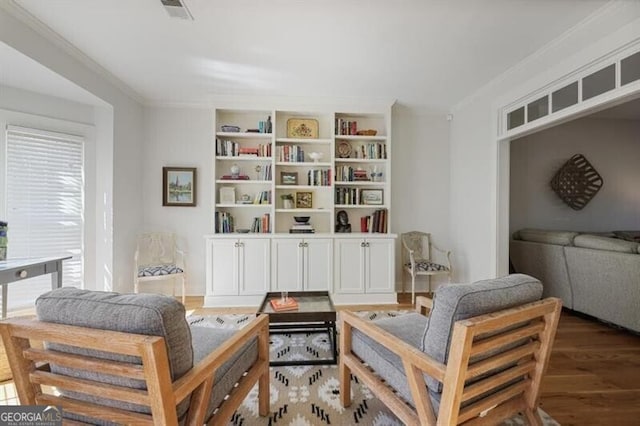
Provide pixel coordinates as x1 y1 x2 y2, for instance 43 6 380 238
283 199 293 209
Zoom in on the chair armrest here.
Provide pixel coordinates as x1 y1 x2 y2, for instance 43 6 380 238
430 244 452 269
415 296 433 316
173 314 268 402
341 311 445 381
175 249 187 269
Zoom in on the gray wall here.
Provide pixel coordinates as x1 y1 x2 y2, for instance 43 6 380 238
510 117 640 234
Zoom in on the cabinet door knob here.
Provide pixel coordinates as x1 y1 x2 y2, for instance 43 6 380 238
299 242 303 248
366 242 370 247
360 242 366 247
234 242 239 247
19 269 28 278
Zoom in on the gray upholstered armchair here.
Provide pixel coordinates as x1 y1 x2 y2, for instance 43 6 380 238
340 274 562 425
0 287 269 425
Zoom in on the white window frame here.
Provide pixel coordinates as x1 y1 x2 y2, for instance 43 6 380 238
0 109 95 313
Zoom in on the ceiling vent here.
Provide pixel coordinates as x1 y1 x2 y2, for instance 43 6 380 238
161 0 194 20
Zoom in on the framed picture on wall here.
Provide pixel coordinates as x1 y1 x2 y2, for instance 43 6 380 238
163 167 197 206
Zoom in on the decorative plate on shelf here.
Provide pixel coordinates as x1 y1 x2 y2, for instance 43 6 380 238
337 141 352 158
287 118 319 138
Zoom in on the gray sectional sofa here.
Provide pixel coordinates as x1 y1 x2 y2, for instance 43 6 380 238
510 228 640 333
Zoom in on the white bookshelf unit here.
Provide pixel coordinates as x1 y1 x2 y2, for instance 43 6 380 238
206 105 396 307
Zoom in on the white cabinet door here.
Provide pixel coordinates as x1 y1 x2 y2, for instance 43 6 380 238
239 238 270 295
304 238 333 291
366 239 395 293
334 239 365 293
209 239 238 296
272 239 303 291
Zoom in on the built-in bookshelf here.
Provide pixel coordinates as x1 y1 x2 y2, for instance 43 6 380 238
212 108 391 235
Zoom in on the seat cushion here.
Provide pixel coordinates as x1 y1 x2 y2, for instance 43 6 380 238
190 325 259 418
138 264 184 277
351 313 435 408
406 261 449 272
573 234 639 253
421 274 543 393
36 287 193 424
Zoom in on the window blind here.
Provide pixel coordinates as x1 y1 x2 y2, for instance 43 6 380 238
5 125 84 312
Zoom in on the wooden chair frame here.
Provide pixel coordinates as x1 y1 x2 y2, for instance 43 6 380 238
0 314 270 425
401 231 452 303
340 297 562 426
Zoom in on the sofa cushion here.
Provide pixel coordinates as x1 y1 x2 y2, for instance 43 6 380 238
613 230 640 243
515 228 578 246
421 274 543 393
190 326 258 418
36 287 193 424
574 234 639 253
351 313 431 408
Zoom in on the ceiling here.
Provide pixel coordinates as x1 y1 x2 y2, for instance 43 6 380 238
0 42 102 105
10 0 614 111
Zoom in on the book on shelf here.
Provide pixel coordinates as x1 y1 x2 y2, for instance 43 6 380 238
221 175 250 180
289 229 315 233
270 297 299 311
360 208 388 233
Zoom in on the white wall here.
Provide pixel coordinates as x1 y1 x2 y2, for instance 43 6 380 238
142 107 212 295
391 104 451 291
510 117 640 234
449 2 640 282
142 104 451 295
0 6 144 291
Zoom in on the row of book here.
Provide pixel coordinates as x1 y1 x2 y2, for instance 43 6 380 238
251 191 271 205
335 166 371 182
361 209 388 233
335 187 380 205
257 164 272 180
251 214 271 233
276 145 305 162
351 143 387 160
335 119 358 135
216 139 271 157
307 169 332 186
215 211 234 233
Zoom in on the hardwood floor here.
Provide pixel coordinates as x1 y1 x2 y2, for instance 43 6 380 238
2 295 638 424
540 311 640 425
187 294 640 425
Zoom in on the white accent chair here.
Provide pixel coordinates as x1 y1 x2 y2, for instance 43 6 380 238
401 231 452 303
134 232 186 304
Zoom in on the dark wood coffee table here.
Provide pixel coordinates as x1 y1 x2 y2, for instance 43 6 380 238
257 291 337 366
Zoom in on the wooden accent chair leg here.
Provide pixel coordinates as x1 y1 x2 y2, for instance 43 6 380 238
524 408 543 426
258 324 270 416
181 273 186 305
339 317 352 407
411 271 416 304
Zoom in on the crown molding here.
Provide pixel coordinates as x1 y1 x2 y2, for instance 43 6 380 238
1 0 146 105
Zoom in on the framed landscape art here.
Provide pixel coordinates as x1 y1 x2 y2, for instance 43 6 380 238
163 167 197 206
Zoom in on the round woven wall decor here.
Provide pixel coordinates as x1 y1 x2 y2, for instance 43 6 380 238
550 154 603 211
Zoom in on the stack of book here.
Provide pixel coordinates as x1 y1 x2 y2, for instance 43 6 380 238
270 297 298 312
290 223 315 233
221 174 250 180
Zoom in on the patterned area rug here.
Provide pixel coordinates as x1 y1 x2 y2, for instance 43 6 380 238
188 311 559 426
